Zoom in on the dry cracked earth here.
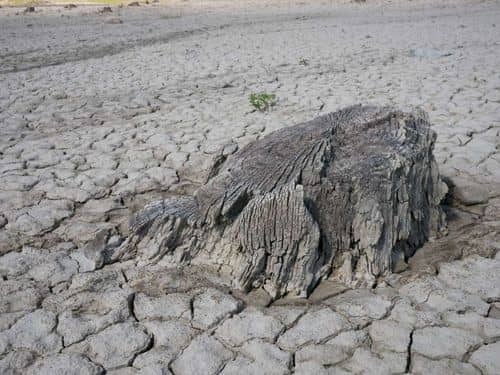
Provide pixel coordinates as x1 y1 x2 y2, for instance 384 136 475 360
0 0 499 374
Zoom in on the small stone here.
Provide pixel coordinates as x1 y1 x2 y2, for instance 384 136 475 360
26 353 104 375
191 288 242 329
215 307 283 346
469 342 500 375
412 326 482 360
171 334 232 375
277 308 350 350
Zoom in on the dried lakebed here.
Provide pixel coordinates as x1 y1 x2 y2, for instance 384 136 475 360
1 1 499 374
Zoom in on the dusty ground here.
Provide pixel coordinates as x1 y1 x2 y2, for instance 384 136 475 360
0 0 499 374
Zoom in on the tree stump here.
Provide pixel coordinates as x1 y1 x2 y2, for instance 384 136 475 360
117 105 447 298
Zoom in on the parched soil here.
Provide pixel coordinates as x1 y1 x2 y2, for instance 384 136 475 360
0 0 499 374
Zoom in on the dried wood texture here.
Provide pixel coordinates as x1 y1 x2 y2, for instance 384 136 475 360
117 105 447 298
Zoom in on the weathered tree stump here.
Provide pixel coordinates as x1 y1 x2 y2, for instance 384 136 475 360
117 105 447 298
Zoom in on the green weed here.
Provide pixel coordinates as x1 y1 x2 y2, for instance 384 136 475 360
249 92 277 112
298 57 309 66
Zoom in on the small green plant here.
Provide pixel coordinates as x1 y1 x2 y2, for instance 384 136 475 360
249 92 277 112
298 57 309 66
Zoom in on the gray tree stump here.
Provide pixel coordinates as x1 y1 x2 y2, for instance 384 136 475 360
116 105 447 298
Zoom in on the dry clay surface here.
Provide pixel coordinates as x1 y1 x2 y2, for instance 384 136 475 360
0 0 499 374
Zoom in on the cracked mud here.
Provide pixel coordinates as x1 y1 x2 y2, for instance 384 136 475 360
0 0 499 374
